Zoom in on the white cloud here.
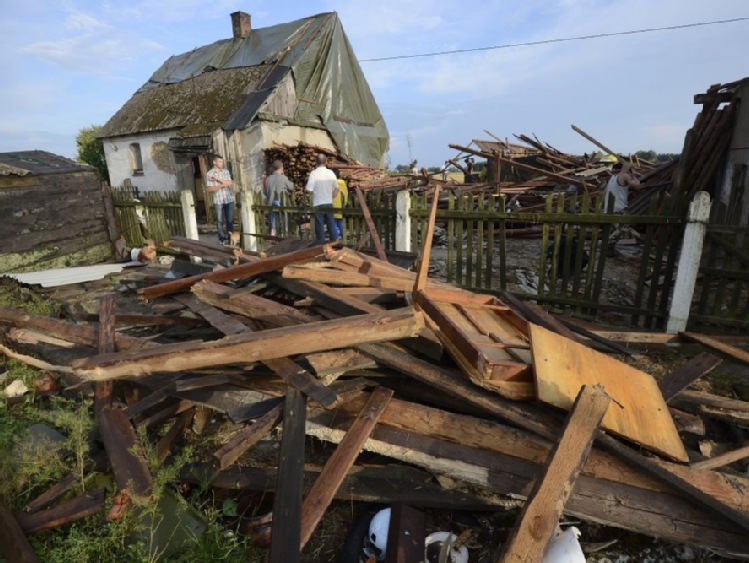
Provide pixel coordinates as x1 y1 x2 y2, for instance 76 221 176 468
65 11 110 32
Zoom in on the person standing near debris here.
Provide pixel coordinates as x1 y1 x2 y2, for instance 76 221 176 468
442 160 450 182
603 161 641 214
332 168 349 243
265 159 294 237
306 154 339 242
464 157 475 183
603 161 643 255
206 154 235 245
410 160 419 175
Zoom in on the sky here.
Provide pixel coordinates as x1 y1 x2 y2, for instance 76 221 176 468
0 0 747 169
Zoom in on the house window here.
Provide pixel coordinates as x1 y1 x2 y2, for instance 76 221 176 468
130 143 143 175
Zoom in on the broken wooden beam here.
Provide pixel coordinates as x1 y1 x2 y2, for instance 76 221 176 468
498 385 610 562
385 503 425 563
214 401 284 470
22 474 78 514
98 407 153 498
0 501 40 562
138 243 326 301
681 332 749 366
94 295 116 419
156 407 195 464
0 307 146 351
269 388 307 563
16 488 106 535
659 352 722 402
354 186 388 262
305 410 749 554
692 444 749 471
72 308 424 380
299 387 394 549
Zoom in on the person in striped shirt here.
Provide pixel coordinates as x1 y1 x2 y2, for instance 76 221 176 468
206 154 235 245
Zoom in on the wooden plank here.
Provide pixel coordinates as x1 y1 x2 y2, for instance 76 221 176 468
597 431 749 535
72 308 424 381
682 332 749 366
180 291 339 408
156 407 195 464
414 186 440 294
94 295 116 418
181 463 498 510
498 385 610 562
354 186 388 261
214 402 284 470
0 307 146 351
269 388 307 563
16 488 106 535
385 503 425 563
98 407 153 497
299 387 393 549
23 474 78 514
659 352 723 401
530 324 687 462
306 412 749 554
0 501 40 562
174 294 247 335
692 444 749 471
138 243 326 300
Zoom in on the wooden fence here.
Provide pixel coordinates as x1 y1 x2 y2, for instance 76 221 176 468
250 189 690 328
691 167 749 332
110 184 749 332
111 187 185 247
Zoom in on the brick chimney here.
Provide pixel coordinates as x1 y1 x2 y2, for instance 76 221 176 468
231 11 251 39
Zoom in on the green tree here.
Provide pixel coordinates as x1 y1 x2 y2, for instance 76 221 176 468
76 125 109 181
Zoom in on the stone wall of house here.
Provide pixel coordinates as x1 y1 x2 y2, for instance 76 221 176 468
0 170 113 274
105 131 180 192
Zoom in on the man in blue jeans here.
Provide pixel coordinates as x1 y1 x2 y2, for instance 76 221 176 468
206 154 235 245
305 153 339 242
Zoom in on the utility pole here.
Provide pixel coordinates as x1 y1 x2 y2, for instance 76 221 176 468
406 134 414 164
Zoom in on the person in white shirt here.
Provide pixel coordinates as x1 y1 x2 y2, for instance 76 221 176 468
603 161 643 256
305 154 339 242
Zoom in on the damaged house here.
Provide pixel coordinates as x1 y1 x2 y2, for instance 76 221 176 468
98 11 388 218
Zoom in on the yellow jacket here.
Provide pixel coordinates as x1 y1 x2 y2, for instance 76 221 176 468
333 179 348 219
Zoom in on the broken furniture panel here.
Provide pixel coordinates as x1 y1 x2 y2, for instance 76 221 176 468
415 289 533 399
530 323 687 462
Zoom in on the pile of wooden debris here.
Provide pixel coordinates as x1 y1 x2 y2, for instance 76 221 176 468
2 221 749 560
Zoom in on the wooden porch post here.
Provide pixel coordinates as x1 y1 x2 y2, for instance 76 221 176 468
240 190 258 252
180 190 199 241
666 191 711 334
395 189 411 253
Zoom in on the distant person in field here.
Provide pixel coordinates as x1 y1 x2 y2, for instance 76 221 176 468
306 153 339 242
464 157 475 183
265 159 295 237
442 160 450 182
410 160 419 175
603 161 643 255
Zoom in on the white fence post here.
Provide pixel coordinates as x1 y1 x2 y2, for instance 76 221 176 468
395 189 411 253
240 190 258 252
666 191 711 334
180 190 199 241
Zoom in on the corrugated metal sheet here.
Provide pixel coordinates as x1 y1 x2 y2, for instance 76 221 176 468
4 263 142 288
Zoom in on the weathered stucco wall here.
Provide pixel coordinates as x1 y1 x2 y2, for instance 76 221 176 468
0 171 112 274
104 131 181 192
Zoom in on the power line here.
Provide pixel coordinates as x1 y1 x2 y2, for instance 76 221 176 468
360 17 749 62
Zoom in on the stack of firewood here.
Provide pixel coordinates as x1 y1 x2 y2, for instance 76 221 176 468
263 143 409 199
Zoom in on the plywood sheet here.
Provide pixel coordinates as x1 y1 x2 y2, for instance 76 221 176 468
530 323 688 462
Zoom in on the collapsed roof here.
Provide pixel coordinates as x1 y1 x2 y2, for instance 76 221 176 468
99 12 389 167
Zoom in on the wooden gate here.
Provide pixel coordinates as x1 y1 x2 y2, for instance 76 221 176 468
691 165 749 332
111 187 186 247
